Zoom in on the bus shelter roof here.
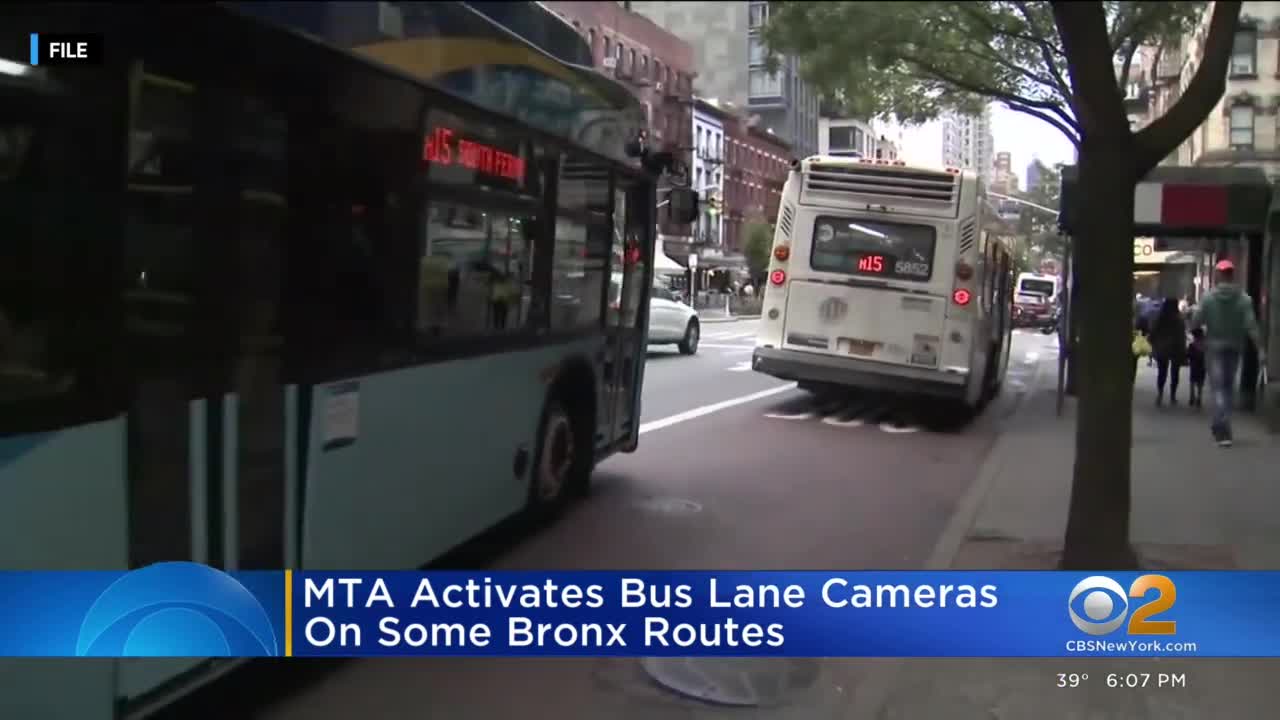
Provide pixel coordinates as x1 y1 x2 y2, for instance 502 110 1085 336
1058 165 1271 237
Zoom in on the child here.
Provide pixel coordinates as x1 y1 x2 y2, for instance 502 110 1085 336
1187 327 1206 408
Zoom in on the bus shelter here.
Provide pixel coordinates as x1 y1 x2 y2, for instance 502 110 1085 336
1056 165 1273 415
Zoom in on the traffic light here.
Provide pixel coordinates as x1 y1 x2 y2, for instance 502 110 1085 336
706 194 722 216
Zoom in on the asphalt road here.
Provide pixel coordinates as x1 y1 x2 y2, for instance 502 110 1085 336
214 321 1062 720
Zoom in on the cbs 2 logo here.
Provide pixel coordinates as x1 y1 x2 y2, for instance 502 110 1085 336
1068 575 1177 636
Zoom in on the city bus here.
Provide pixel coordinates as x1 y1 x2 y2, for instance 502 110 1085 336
0 3 692 718
752 156 1013 413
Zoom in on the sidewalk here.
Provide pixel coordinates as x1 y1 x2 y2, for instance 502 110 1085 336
866 362 1280 719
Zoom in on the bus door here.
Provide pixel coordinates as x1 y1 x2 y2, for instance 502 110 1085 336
602 179 652 450
118 64 221 699
212 91 289 575
118 68 291 701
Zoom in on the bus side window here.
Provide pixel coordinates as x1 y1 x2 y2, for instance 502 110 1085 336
550 154 612 331
418 200 538 336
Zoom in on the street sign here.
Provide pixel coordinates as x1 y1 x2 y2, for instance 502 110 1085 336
688 254 698 269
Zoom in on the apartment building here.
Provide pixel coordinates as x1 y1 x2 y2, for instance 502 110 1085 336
692 98 728 249
818 117 899 159
628 0 820 156
542 1 696 241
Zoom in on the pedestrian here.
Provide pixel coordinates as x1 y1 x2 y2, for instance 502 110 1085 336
1190 259 1266 447
1148 297 1186 406
1187 327 1206 409
1132 299 1152 385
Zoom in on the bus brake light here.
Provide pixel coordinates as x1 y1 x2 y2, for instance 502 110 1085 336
952 288 972 306
955 261 974 280
773 245 790 261
769 269 787 286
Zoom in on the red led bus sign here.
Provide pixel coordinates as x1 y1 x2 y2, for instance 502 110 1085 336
857 254 886 273
424 127 526 183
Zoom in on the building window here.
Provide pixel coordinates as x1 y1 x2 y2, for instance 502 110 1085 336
827 126 857 152
749 2 768 29
749 37 766 66
749 69 782 98
1231 29 1257 76
654 60 663 84
641 55 648 76
616 43 624 63
603 36 611 59
1229 104 1254 149
588 29 595 53
629 49 636 71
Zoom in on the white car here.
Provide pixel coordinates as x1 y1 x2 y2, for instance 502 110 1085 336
647 284 701 354
610 274 700 354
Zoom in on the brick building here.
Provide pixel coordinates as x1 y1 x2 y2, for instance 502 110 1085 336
722 113 793 252
542 1 696 240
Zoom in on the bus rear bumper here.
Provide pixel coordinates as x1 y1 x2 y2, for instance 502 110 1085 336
752 347 968 398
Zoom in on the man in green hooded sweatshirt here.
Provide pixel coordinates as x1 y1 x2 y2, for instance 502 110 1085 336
1191 259 1266 447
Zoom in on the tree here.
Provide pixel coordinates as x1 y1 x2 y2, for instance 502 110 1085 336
764 1 1241 569
744 221 774 284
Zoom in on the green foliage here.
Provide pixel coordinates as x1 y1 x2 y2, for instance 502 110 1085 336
762 1 1207 142
744 222 774 280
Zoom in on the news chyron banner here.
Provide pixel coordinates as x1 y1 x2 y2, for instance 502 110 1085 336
0 563 1276 657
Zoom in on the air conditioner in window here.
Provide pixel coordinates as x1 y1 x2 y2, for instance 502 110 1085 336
654 81 664 93
602 57 618 70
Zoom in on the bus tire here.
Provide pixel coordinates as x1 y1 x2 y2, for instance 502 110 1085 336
528 396 587 519
678 319 700 354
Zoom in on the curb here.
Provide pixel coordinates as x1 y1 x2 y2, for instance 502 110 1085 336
845 357 1048 720
702 315 761 324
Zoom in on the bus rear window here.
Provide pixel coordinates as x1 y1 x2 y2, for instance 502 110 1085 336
810 216 936 281
1019 279 1056 297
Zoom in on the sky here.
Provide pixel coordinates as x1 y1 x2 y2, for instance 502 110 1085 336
990 104 1077 179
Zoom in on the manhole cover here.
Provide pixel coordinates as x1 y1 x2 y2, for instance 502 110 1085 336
641 658 821 707
633 497 703 514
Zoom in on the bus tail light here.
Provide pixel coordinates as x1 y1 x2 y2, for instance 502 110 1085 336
952 288 972 306
769 269 787 286
955 260 974 281
773 245 790 261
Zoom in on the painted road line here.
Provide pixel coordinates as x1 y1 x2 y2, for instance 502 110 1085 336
700 342 758 349
820 402 872 427
638 383 798 435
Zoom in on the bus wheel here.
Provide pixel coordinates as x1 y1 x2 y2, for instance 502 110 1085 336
678 319 700 354
528 396 587 518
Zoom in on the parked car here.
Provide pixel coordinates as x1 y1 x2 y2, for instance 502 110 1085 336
609 274 701 354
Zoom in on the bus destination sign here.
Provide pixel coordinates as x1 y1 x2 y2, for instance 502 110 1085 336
423 126 526 184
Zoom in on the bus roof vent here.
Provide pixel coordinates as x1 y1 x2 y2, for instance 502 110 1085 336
804 163 958 205
778 203 795 238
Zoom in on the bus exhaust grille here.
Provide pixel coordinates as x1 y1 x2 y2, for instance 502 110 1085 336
778 204 795 237
959 218 976 253
805 164 957 204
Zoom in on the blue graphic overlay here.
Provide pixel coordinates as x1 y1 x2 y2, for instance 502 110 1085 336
0 563 284 657
2 569 1280 657
29 33 38 66
287 571 1280 658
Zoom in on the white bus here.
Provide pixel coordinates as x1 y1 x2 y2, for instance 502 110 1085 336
752 156 1014 414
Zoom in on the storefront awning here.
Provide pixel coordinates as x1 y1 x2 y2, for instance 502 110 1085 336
653 237 685 274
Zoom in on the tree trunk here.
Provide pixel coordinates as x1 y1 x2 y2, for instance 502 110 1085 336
1060 141 1140 570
